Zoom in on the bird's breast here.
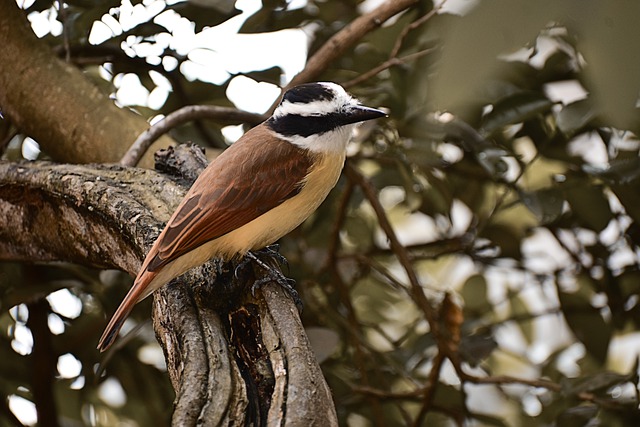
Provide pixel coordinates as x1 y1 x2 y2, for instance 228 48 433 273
213 151 346 256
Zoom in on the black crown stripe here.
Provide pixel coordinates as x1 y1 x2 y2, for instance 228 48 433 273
267 113 343 137
281 83 334 105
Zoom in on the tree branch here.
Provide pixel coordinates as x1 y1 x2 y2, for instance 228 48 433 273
262 0 419 115
121 106 264 167
0 145 338 425
26 297 59 427
344 161 438 329
288 0 418 88
0 0 175 166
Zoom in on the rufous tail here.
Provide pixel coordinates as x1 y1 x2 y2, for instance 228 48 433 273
97 269 156 352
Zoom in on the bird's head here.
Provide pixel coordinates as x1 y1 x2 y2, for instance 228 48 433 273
268 82 387 153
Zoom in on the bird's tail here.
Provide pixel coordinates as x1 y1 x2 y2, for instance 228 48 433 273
97 269 158 352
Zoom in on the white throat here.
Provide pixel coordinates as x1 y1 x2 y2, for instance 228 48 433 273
278 124 356 154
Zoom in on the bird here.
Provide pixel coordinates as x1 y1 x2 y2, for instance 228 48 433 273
97 82 386 351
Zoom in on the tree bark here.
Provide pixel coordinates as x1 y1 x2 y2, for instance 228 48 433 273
0 145 338 426
0 0 175 166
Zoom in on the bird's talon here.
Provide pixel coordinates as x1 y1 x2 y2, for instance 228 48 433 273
214 259 226 277
250 276 271 296
243 251 302 312
263 244 289 267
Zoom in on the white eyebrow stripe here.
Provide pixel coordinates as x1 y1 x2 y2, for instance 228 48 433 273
273 99 339 117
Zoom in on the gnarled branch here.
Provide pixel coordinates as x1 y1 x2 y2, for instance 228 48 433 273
0 145 337 426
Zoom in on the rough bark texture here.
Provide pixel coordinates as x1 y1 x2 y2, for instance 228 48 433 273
0 161 177 271
0 145 338 426
0 0 175 166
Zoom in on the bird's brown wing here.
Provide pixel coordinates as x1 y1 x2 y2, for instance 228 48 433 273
96 130 313 352
146 130 313 272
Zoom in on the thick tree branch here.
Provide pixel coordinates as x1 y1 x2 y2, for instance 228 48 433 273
0 145 337 426
0 0 175 166
0 162 172 271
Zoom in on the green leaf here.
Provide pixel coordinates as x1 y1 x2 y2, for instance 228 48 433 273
343 212 375 252
583 158 640 185
430 0 563 111
26 0 67 12
519 188 564 224
610 183 640 225
468 412 508 427
563 181 612 232
557 289 611 364
556 99 595 136
481 92 553 135
239 7 311 34
480 223 522 260
461 274 490 315
459 333 497 367
557 404 599 427
238 66 284 86
539 50 575 82
563 371 632 396
432 383 465 410
418 171 454 218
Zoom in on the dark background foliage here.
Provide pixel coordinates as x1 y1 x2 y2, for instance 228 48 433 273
1 0 640 425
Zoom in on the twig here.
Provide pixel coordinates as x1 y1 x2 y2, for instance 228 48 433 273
26 297 59 427
460 372 561 391
344 0 447 89
328 238 387 426
337 236 469 262
344 161 438 328
345 160 454 424
343 48 436 89
120 105 264 167
289 0 418 87
324 181 390 425
56 1 71 62
414 351 446 426
266 0 420 114
353 254 409 291
390 0 447 58
325 181 354 269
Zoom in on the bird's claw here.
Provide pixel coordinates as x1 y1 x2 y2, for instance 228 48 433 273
244 250 303 312
234 256 251 279
263 244 289 269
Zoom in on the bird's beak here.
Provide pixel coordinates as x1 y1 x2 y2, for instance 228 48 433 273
341 105 388 125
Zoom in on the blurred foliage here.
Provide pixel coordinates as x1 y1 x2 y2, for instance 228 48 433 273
2 0 640 426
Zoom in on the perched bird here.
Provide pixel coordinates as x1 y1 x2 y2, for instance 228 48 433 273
98 82 386 351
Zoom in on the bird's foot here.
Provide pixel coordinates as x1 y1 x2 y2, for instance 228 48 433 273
241 250 302 313
214 258 227 277
262 244 289 269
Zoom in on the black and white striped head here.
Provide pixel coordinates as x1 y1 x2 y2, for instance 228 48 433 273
268 82 386 153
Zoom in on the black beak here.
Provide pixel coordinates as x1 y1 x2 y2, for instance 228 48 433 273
341 105 387 125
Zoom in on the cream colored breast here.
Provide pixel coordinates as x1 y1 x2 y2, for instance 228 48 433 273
214 151 346 256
